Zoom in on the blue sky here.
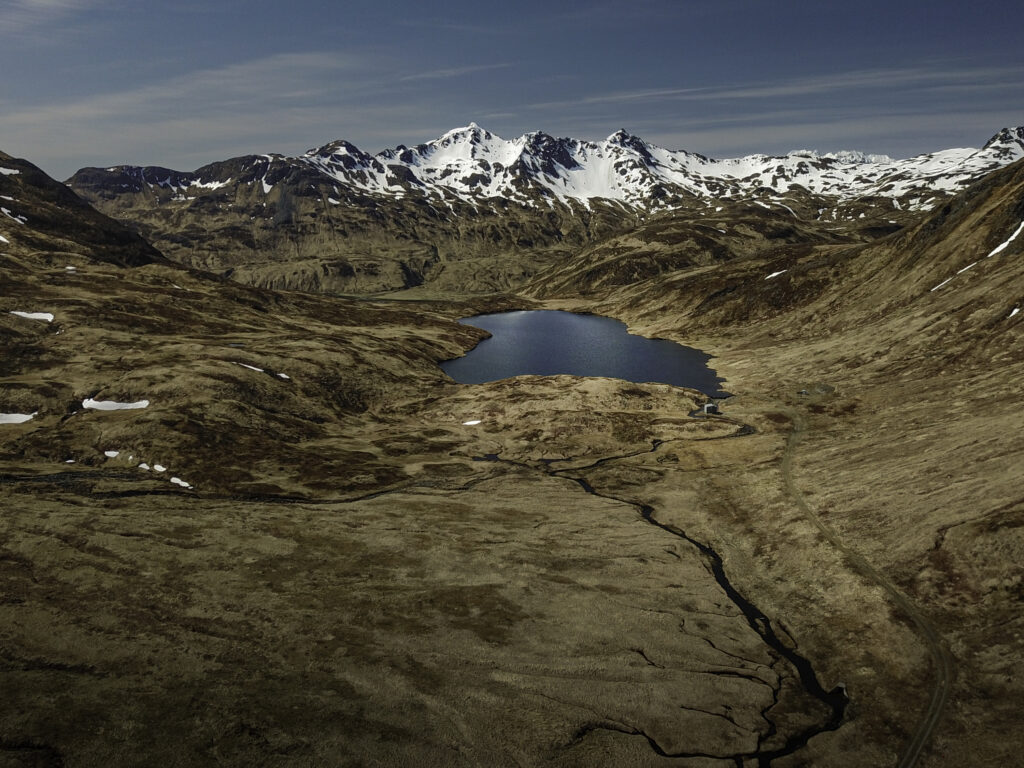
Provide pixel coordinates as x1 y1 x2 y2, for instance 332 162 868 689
2 0 1022 178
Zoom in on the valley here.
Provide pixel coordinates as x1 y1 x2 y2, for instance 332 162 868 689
2 128 1023 767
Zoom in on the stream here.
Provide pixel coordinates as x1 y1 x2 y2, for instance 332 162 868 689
475 434 848 766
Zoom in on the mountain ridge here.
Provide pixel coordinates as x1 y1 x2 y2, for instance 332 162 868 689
73 124 1024 212
62 125 1024 296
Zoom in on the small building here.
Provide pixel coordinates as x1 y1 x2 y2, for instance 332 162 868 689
703 402 720 415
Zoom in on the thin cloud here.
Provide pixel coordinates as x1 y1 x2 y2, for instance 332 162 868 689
688 66 1024 101
1 52 374 126
399 63 513 82
528 86 711 110
0 0 98 33
526 65 1024 111
0 51 391 174
640 109 1019 159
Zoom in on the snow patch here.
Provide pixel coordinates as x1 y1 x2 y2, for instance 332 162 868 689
235 362 264 373
462 419 482 426
103 450 120 458
930 277 953 292
1009 308 1020 319
153 464 166 472
0 411 37 424
10 311 53 322
765 270 787 280
276 372 290 380
0 235 8 243
0 167 18 175
193 178 230 190
1 208 26 224
83 398 150 410
170 477 193 489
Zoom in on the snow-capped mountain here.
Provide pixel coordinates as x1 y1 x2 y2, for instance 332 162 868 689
63 125 1024 296
296 123 1024 211
72 124 1024 215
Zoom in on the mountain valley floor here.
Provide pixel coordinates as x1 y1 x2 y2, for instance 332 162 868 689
3 275 1022 766
3 149 1024 767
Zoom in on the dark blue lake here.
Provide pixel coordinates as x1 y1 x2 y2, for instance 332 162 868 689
441 310 728 396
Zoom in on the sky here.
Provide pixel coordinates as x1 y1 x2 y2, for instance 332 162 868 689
1 0 1022 179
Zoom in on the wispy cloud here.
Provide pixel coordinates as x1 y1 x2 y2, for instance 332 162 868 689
0 51 390 174
643 109 1020 159
527 64 1024 111
685 66 1024 101
0 50 504 176
0 0 99 33
399 63 512 82
1 52 372 126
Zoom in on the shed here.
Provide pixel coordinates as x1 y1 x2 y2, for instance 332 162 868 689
703 402 720 415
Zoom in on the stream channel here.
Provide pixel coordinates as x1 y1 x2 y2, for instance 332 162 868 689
473 439 848 765
446 309 845 762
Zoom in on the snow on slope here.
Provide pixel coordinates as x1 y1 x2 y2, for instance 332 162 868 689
296 123 1024 210
84 125 1024 214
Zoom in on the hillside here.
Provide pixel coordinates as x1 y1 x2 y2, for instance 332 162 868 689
0 151 163 267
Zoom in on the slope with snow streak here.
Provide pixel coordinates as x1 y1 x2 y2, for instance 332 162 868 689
929 220 1024 293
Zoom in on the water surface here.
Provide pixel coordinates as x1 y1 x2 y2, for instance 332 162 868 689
442 310 728 396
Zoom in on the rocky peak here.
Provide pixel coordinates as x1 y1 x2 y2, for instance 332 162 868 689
982 126 1024 155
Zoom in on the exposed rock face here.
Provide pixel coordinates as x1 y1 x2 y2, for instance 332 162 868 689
66 126 1024 294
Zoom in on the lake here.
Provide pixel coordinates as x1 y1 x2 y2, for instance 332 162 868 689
441 310 728 397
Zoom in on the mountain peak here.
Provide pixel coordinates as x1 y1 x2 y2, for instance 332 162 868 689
438 123 492 143
606 128 641 145
983 126 1024 149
